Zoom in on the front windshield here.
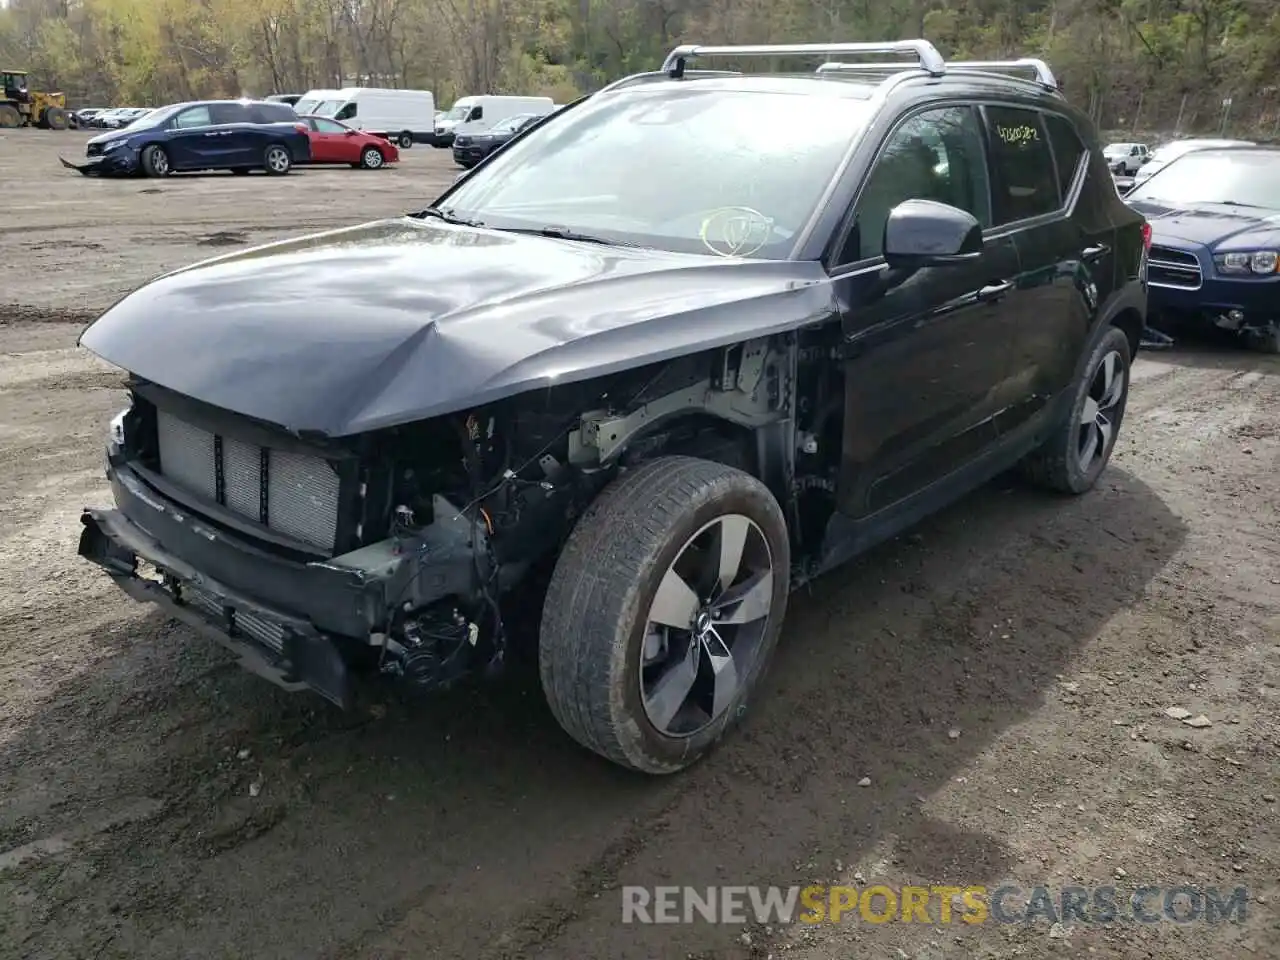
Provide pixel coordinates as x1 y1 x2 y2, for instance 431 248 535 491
443 102 472 121
1125 151 1280 209
314 99 344 117
489 116 527 134
120 106 171 129
1104 145 1129 156
440 87 872 259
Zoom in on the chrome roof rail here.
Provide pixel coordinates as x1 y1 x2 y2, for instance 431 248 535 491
947 58 1058 90
595 68 742 95
817 55 1059 91
662 41 946 78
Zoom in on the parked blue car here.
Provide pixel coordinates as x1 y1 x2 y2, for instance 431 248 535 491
60 99 312 178
1126 144 1280 353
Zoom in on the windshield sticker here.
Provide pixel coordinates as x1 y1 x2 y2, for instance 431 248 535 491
699 207 774 258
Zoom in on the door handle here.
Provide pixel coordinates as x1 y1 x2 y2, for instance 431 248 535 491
1081 243 1110 262
977 280 1014 301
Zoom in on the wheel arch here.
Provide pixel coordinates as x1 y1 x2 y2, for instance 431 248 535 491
1108 306 1144 360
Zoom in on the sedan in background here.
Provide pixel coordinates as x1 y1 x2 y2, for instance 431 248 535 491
60 99 311 178
96 107 152 129
1128 137 1255 190
1126 144 1280 353
451 113 542 168
299 115 399 169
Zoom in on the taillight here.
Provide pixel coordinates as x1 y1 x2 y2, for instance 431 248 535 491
1141 222 1152 251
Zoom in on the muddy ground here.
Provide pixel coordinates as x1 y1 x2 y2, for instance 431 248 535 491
0 128 1277 960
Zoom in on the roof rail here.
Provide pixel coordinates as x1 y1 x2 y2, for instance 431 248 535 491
818 56 1058 91
661 41 946 79
596 68 741 95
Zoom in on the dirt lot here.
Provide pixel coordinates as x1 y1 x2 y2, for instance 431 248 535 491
1 127 1277 960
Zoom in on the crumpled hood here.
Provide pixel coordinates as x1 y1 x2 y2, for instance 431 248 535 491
79 217 831 437
1129 199 1280 250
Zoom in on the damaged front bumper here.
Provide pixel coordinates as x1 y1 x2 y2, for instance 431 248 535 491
80 456 491 707
60 151 135 176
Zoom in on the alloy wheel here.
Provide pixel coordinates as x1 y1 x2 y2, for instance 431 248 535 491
364 149 383 168
266 147 289 173
1077 350 1126 472
640 514 775 737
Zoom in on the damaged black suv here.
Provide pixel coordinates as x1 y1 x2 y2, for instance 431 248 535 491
77 40 1148 774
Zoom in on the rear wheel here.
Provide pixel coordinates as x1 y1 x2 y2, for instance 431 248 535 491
397 131 413 149
140 144 170 177
1020 326 1131 494
360 146 384 169
263 143 291 175
539 456 791 774
0 104 20 128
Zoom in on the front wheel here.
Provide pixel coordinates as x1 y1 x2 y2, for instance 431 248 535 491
140 144 170 177
263 144 292 175
539 456 791 774
1244 323 1280 355
1020 325 1132 494
397 132 413 149
360 146 385 169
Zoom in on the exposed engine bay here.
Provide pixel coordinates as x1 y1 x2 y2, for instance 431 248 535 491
86 330 844 700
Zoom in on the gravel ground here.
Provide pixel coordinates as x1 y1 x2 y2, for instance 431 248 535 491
1 128 1277 960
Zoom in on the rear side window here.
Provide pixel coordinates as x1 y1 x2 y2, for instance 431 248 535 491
1043 113 1087 200
209 102 250 125
250 102 296 123
984 105 1061 224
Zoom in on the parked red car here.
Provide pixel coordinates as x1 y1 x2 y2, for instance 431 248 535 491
299 115 399 169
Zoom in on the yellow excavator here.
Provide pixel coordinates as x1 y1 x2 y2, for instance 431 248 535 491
0 69 69 129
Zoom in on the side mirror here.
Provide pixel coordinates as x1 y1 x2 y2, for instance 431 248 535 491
344 129 357 136
883 199 983 269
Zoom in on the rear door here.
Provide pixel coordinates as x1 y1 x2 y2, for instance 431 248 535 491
209 101 255 166
833 103 1023 518
981 104 1105 436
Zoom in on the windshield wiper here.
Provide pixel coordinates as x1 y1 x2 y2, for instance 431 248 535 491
409 206 484 226
495 225 643 248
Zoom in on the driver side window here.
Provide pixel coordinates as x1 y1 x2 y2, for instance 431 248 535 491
846 106 991 264
172 106 213 130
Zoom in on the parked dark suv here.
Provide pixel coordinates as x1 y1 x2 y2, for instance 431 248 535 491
60 98 311 177
75 40 1148 774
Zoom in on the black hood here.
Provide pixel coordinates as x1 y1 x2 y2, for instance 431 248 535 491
79 218 832 437
1128 199 1280 250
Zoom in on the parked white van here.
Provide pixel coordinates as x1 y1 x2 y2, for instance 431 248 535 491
314 88 436 148
432 95 555 146
294 89 343 117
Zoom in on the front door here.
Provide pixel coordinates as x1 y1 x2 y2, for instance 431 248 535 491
832 103 1023 518
166 104 217 169
309 117 358 163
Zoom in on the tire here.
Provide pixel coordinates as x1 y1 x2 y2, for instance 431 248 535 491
263 143 291 175
1244 324 1280 355
539 455 791 774
397 131 413 149
140 144 170 177
0 104 20 128
43 106 68 130
1020 325 1132 494
360 146 385 169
